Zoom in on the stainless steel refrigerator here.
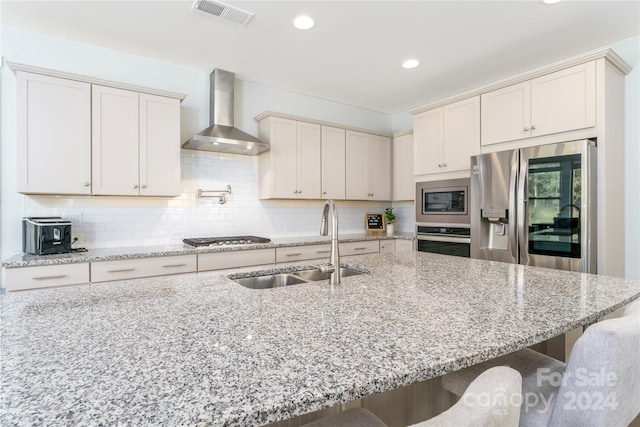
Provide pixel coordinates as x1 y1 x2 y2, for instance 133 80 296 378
470 139 596 273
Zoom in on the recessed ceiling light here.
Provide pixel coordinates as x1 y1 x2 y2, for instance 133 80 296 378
542 0 562 4
293 15 315 30
402 59 420 69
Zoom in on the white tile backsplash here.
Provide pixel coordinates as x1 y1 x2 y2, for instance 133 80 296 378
21 149 415 249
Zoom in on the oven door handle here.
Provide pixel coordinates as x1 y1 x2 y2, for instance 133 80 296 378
417 235 471 244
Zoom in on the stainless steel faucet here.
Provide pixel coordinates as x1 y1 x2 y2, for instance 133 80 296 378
319 199 341 284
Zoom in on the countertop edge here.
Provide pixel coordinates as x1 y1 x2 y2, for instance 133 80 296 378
2 233 415 268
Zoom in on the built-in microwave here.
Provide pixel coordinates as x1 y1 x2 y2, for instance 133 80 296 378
415 178 471 225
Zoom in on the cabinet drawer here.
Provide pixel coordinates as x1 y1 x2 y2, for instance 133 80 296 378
276 244 332 263
379 240 396 254
91 255 196 283
198 249 275 272
340 240 379 256
5 263 90 292
395 240 415 253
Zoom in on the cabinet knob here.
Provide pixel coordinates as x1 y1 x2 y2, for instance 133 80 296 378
531 125 537 130
141 184 147 189
294 190 298 194
524 127 530 131
83 182 90 187
323 191 327 195
438 164 443 168
298 190 302 194
443 163 447 167
134 184 139 189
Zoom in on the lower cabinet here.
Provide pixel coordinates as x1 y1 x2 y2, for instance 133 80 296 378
340 240 380 256
198 249 276 272
379 240 396 254
395 240 414 253
4 263 90 292
380 239 415 254
276 245 332 263
91 255 196 283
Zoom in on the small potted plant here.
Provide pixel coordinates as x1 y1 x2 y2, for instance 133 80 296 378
384 207 397 235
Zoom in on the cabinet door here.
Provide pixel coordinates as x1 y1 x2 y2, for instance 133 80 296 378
413 108 443 175
139 94 181 196
394 133 414 201
530 62 596 137
481 81 531 146
321 126 346 200
346 131 369 200
269 117 298 198
17 72 91 195
296 121 321 199
443 96 479 172
92 85 139 196
369 135 391 200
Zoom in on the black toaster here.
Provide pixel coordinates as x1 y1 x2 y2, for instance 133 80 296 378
22 217 72 255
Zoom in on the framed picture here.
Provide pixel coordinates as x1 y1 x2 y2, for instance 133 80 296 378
366 213 385 232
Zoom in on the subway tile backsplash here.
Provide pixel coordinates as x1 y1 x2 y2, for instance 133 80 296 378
22 149 415 249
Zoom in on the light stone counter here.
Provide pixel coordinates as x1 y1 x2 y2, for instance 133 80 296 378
1 252 639 426
1 232 415 268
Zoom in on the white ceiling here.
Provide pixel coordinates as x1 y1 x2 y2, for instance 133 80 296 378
2 1 639 114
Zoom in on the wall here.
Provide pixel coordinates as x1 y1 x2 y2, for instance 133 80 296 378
0 26 407 262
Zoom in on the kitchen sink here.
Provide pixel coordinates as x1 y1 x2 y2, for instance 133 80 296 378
292 267 366 281
230 266 368 289
234 273 307 289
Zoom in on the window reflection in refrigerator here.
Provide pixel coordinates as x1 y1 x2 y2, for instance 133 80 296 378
527 154 581 258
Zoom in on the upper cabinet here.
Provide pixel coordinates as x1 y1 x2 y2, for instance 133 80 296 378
258 116 321 199
321 126 346 200
15 67 184 197
481 62 596 146
393 133 414 201
346 131 391 200
413 96 480 176
17 72 92 195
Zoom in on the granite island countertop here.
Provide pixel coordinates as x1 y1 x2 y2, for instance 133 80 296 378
1 252 640 426
1 232 415 268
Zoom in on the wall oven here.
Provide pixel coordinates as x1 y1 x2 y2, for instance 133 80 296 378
416 225 471 258
416 178 471 258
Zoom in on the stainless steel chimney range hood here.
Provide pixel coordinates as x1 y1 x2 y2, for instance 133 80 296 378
182 69 268 155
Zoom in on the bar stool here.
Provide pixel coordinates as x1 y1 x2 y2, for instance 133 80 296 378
305 366 522 427
441 299 640 426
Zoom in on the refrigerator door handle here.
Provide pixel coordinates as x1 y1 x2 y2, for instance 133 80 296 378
509 153 519 264
517 156 528 266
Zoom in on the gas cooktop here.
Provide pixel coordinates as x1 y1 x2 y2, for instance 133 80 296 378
183 236 271 247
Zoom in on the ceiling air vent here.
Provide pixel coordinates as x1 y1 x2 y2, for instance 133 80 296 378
192 0 254 26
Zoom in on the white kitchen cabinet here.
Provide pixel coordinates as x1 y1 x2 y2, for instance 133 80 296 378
276 244 332 263
90 255 196 283
16 72 92 195
395 239 414 252
379 240 396 254
321 126 346 199
4 263 90 292
414 96 479 176
481 62 596 146
393 133 414 201
258 117 321 199
345 131 391 200
198 249 276 272
92 86 181 196
340 240 380 256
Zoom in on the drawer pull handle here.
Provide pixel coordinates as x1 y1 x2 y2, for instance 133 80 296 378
354 247 367 250
316 250 331 254
162 263 186 268
107 268 135 273
286 253 303 257
33 274 67 280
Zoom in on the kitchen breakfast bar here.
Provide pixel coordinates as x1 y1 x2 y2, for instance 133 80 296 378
1 251 640 426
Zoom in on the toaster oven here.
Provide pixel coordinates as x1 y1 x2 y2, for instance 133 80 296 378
22 217 72 255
